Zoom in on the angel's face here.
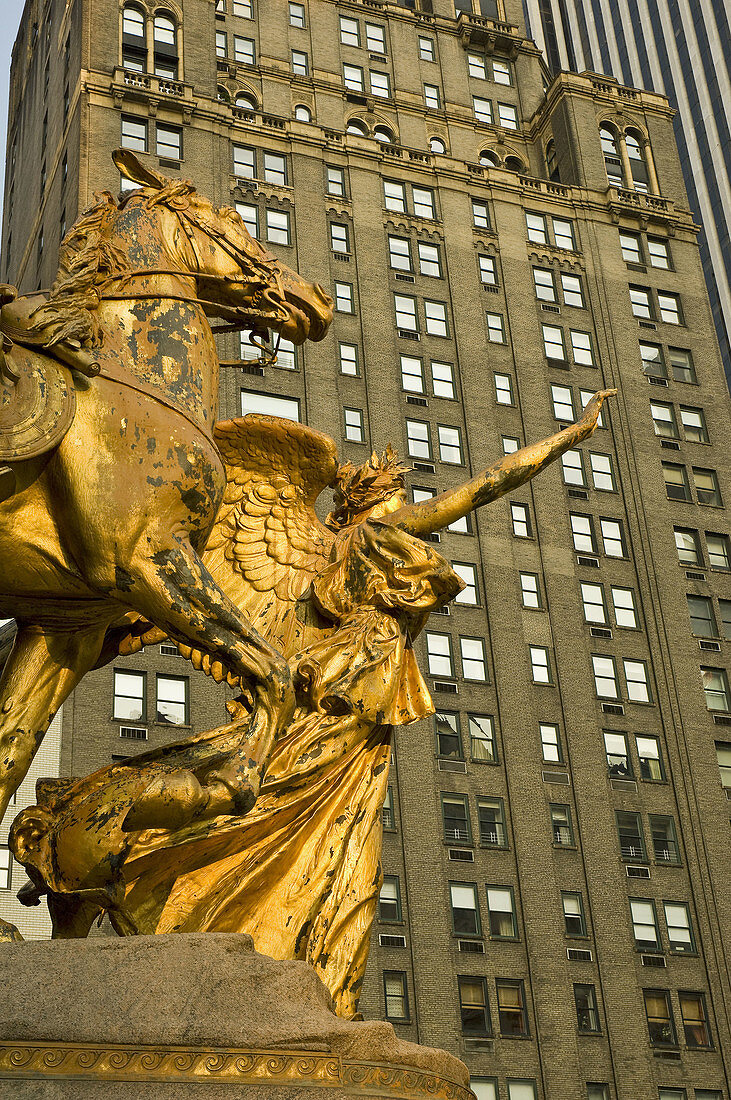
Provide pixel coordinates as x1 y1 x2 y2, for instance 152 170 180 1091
368 490 407 521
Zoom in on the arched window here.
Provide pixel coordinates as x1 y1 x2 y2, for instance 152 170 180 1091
153 12 178 80
346 118 368 136
217 85 230 103
546 139 559 182
122 4 147 72
625 129 649 193
235 92 257 110
504 155 524 173
600 125 624 188
429 136 446 154
373 125 395 144
479 150 499 167
294 104 312 122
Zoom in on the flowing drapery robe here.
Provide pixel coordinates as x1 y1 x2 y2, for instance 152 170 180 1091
122 521 462 1016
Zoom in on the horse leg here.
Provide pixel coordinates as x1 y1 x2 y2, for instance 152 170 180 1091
114 535 292 822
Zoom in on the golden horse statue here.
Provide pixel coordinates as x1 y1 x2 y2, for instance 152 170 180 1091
0 149 333 937
9 393 615 1016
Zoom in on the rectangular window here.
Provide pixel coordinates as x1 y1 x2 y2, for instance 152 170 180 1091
233 35 256 64
289 2 305 27
400 355 424 393
382 784 395 829
552 384 574 422
496 979 528 1036
412 187 435 219
156 674 188 725
334 281 354 313
687 594 717 637
571 329 594 366
679 992 711 1048
431 360 455 399
370 70 390 98
426 631 453 678
425 300 448 336
472 200 490 229
600 518 626 558
502 436 520 454
552 218 574 249
702 666 730 711
581 582 606 624
529 645 551 684
438 424 462 464
379 875 401 921
651 401 679 439
343 64 364 92
624 658 651 703
617 810 646 860
461 636 487 681
486 885 517 938
574 984 600 1033
716 739 731 786
612 586 637 629
156 124 181 160
384 179 407 213
453 562 479 605
383 971 409 1020
424 84 442 109
235 202 259 238
679 405 708 443
562 891 585 935
330 222 350 253
592 654 618 698
498 102 518 129
450 882 480 936
468 53 487 78
469 714 496 762
406 419 431 459
113 669 145 721
630 898 660 950
668 346 696 383
418 36 435 61
492 58 512 84
121 115 147 152
526 212 547 244
478 253 497 284
561 450 586 487
263 152 287 185
241 390 300 420
550 803 574 845
693 467 722 506
664 901 695 953
604 731 632 777
540 722 561 762
620 231 642 263
339 342 359 376
339 16 360 45
473 96 492 122
216 30 227 57
266 209 290 245
344 407 364 443
459 976 491 1034
394 294 418 332
486 312 506 343
520 572 541 609
570 513 596 554
533 267 556 302
507 1083 537 1100
233 144 256 179
707 532 731 569
561 273 584 308
647 236 670 268
511 502 531 538
629 285 653 319
674 526 701 565
650 814 679 864
291 49 308 74
478 796 506 847
365 22 386 51
658 292 681 325
232 0 253 15
0 846 11 890
644 989 676 1046
419 242 442 278
542 324 566 362
636 734 664 781
442 793 471 843
640 342 666 378
494 372 514 405
435 710 462 758
326 166 346 196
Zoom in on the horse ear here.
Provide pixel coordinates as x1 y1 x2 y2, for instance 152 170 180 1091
112 149 167 190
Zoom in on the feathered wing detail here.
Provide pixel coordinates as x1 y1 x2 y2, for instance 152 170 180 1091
103 415 339 681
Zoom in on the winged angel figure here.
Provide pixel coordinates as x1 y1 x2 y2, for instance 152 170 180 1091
11 391 613 1017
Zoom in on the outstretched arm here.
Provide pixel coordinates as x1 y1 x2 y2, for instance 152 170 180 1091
390 389 616 537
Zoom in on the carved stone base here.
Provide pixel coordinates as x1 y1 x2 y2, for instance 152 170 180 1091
0 933 473 1099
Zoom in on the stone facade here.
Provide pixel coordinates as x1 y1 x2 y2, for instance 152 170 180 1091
2 2 731 1099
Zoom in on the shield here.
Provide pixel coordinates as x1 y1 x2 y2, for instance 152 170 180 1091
0 343 75 461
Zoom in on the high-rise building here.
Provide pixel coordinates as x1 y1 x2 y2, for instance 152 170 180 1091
2 2 731 1099
521 0 731 390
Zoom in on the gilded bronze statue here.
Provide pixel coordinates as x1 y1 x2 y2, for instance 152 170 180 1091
0 151 333 916
8 394 614 1015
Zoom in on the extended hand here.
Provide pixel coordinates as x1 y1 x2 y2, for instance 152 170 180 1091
578 389 617 438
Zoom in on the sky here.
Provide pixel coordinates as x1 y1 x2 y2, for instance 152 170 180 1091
0 0 28 240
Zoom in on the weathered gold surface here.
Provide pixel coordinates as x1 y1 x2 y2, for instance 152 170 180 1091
9 377 612 1013
0 1042 473 1098
0 152 332 939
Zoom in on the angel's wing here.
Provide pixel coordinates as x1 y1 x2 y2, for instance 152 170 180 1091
199 414 338 658
104 415 339 679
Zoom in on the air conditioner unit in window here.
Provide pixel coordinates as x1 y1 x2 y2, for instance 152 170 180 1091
378 933 406 948
464 1038 493 1051
699 640 721 651
448 847 474 861
577 554 600 568
641 954 667 967
567 488 589 500
160 643 181 657
413 460 435 473
566 947 593 962
119 725 147 740
713 714 731 726
395 273 416 283
541 769 570 784
398 329 420 341
433 680 458 694
660 440 680 450
438 758 466 773
626 865 651 879
406 394 428 406
647 375 668 386
590 626 612 638
602 702 624 715
685 570 706 580
458 939 485 953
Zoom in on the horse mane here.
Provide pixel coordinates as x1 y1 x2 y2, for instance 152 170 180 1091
27 191 127 349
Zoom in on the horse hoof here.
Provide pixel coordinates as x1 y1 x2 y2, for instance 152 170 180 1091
0 917 24 943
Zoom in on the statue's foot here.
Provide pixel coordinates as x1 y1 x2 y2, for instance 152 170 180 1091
0 917 24 942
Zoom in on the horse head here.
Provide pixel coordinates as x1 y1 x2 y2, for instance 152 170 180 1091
112 149 333 347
